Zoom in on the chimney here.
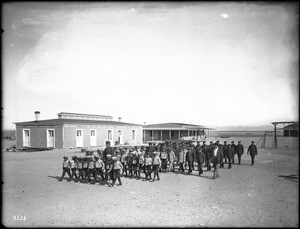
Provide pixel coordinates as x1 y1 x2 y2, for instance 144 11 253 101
144 122 146 125
118 117 122 122
35 111 40 121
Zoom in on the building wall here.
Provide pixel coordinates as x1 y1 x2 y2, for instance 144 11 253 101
15 126 63 149
63 124 143 149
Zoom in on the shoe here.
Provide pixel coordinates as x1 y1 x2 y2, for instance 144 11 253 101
117 183 122 186
157 178 160 181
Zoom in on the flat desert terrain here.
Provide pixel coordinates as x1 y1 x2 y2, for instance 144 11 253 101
2 145 299 227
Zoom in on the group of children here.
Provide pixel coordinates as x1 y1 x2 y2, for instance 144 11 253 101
60 139 257 184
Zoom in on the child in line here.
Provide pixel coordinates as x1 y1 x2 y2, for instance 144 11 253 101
143 154 153 181
82 157 89 182
70 156 78 182
153 151 161 181
87 157 96 183
112 156 123 186
60 156 71 181
77 157 84 181
137 151 144 179
94 155 105 184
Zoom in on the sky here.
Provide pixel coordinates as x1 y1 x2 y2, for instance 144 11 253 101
2 2 299 130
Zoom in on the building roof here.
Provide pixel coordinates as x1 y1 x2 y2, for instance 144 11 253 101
57 112 113 118
143 122 214 130
14 119 142 127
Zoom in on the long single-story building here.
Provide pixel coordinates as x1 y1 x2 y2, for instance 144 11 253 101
142 123 216 141
14 112 143 149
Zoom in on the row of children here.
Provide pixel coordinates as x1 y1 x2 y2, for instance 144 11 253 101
60 140 258 183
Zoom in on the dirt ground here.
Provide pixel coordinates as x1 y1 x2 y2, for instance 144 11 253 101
2 146 299 227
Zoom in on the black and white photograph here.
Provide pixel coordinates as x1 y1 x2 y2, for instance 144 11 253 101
2 1 299 227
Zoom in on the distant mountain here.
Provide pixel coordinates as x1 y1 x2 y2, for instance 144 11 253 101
210 125 274 131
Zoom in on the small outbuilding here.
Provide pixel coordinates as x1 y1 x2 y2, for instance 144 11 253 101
14 112 143 149
283 123 299 137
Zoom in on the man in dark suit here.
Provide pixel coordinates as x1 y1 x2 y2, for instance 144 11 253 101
227 145 234 169
185 145 195 175
236 141 244 165
103 141 114 163
247 141 258 165
195 142 205 176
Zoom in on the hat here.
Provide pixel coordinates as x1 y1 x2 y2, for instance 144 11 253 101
251 141 255 143
154 152 158 155
63 156 68 159
231 141 234 143
94 155 99 159
224 141 227 143
129 149 133 152
238 141 241 143
112 157 117 161
106 141 111 145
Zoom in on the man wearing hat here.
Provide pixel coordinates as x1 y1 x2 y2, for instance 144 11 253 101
247 141 258 165
185 145 194 175
223 141 229 164
236 141 244 165
227 144 234 169
103 141 114 163
230 141 237 164
60 156 72 181
195 142 205 175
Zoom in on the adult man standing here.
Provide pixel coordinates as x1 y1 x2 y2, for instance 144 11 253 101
227 144 234 169
231 141 237 164
195 142 205 175
103 141 114 163
223 141 229 164
185 145 194 175
236 141 244 165
168 148 176 172
247 141 258 165
212 144 221 179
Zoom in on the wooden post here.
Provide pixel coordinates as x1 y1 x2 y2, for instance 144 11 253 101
273 123 278 149
161 130 162 141
152 130 154 141
169 130 171 140
179 130 181 139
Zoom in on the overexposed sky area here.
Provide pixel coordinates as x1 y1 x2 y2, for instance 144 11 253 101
2 2 299 129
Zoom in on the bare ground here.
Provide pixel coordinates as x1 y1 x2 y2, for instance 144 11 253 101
2 147 299 227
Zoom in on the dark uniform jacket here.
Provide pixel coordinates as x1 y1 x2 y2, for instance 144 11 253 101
247 144 257 156
236 144 244 155
185 148 194 163
195 148 205 164
103 146 114 162
231 144 237 155
227 146 234 159
223 144 229 157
